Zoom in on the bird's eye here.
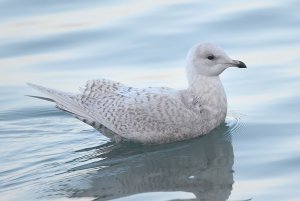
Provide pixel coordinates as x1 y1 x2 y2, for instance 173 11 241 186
207 55 215 60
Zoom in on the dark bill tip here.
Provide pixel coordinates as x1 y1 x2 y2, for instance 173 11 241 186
236 60 247 68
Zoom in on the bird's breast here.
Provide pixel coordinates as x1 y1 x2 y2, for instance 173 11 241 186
188 81 227 134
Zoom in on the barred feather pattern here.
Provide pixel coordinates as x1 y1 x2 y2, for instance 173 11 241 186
76 79 200 144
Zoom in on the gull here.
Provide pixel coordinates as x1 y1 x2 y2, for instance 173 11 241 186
28 43 246 144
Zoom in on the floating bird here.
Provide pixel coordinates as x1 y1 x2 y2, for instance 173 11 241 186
28 43 246 144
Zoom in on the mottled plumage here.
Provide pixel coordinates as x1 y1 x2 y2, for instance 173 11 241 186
28 43 246 144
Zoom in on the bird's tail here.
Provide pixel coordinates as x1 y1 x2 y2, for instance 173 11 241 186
27 83 91 120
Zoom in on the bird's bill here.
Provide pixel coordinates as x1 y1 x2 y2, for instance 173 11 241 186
231 60 247 68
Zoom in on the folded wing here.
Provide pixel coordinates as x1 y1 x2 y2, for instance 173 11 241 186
29 79 198 143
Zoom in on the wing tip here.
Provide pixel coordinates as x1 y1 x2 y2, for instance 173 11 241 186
25 95 55 102
27 82 36 87
27 82 43 90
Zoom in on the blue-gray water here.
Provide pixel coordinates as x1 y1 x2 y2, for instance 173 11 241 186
1 0 300 201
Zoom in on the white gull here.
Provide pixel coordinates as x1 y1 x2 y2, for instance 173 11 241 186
28 43 246 144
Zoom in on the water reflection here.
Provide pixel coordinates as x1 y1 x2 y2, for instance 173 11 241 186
67 122 234 201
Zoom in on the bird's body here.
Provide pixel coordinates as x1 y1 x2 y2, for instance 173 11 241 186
28 43 246 144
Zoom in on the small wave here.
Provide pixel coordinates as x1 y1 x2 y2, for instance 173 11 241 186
225 111 246 137
0 106 66 121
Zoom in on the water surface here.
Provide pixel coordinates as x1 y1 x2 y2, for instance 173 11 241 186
1 0 300 200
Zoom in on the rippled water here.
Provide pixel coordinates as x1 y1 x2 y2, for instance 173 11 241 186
1 0 300 201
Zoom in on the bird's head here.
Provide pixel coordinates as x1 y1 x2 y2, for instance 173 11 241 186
186 43 246 78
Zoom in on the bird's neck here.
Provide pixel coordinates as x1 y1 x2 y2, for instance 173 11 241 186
187 74 223 94
187 74 227 106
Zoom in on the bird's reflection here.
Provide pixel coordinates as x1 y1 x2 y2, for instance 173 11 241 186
68 122 234 201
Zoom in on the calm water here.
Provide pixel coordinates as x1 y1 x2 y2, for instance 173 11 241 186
1 0 300 201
